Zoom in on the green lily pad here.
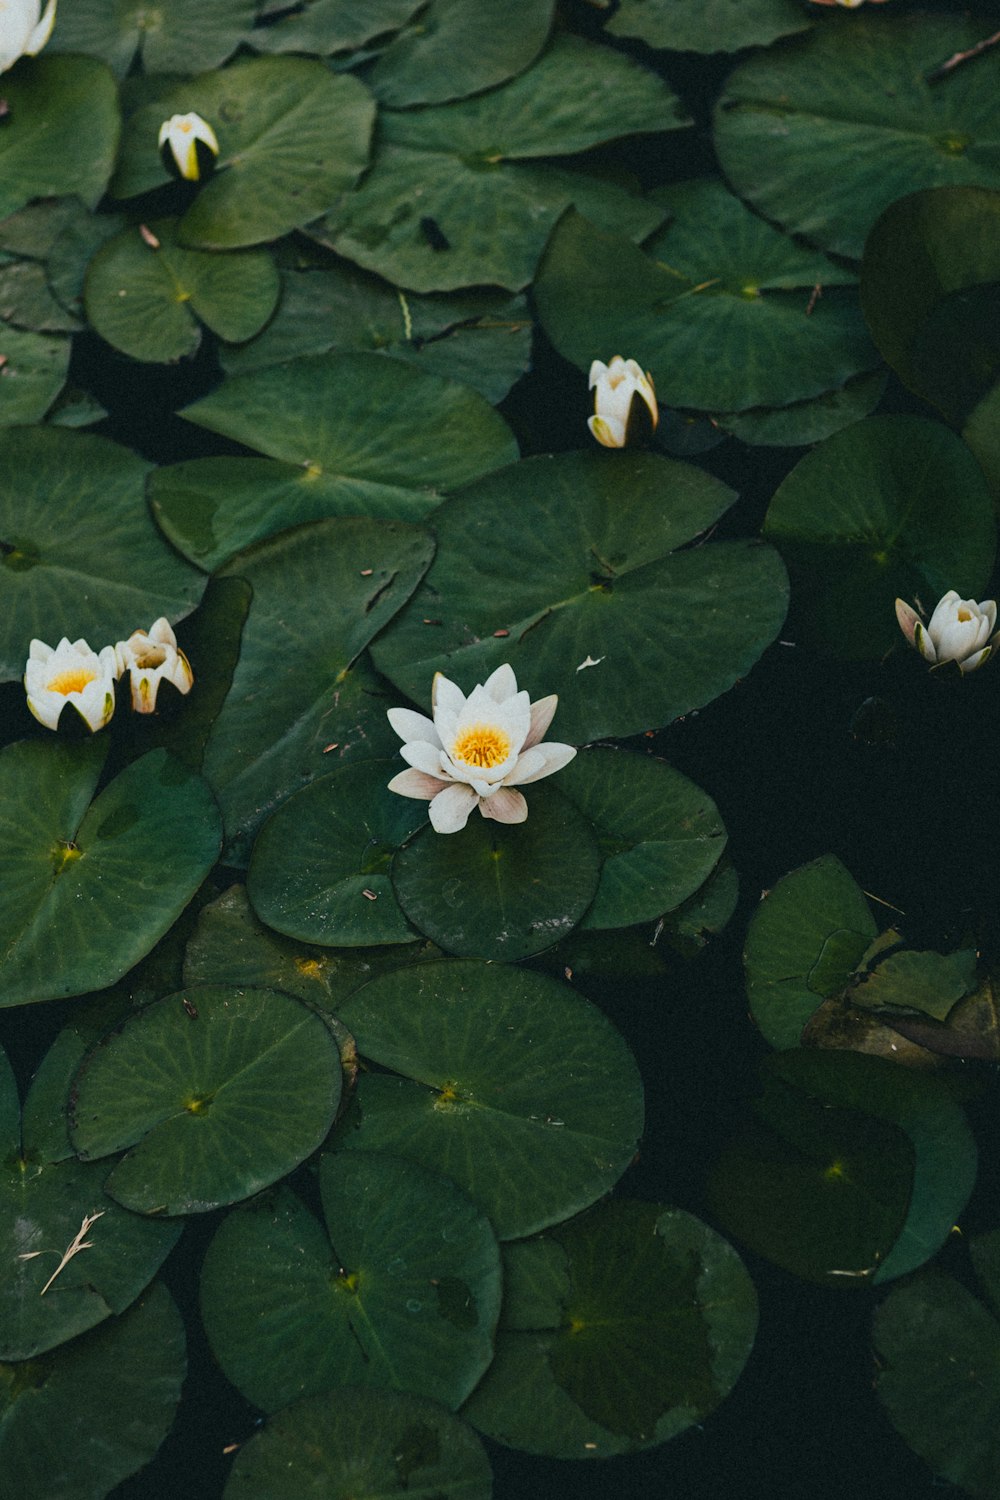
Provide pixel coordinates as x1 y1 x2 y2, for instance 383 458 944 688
198 518 434 861
0 325 70 426
557 746 727 931
464 1202 758 1456
334 958 644 1238
49 0 255 75
85 218 279 363
964 377 1000 500
391 784 601 961
714 11 1000 261
662 855 740 955
0 259 80 334
0 57 120 220
184 883 441 1015
848 946 978 1023
745 853 878 1050
201 1153 501 1412
873 1232 1000 1498
222 1386 492 1499
218 263 533 405
69 986 343 1214
0 1282 185 1500
0 426 204 683
762 414 997 658
608 0 810 52
248 0 423 54
717 371 887 448
310 33 683 292
707 1049 977 1286
248 760 426 948
861 186 1000 424
2 1032 181 1360
368 0 555 106
535 185 876 414
0 741 222 1008
371 450 789 745
112 57 375 250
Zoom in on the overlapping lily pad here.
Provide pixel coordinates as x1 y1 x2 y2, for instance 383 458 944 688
371 450 789 745
248 0 423 54
0 325 70 426
85 218 279 363
0 741 221 1008
112 57 376 249
873 1232 1000 1497
714 11 1000 260
607 0 810 52
0 1283 185 1500
558 747 727 930
49 0 255 75
745 854 878 1050
310 32 684 291
69 986 343 1214
708 1049 977 1285
762 415 997 658
222 1387 492 1499
0 57 120 221
0 426 204 682
464 1202 758 1456
248 760 426 948
392 785 601 960
861 186 1000 424
1 1037 182 1361
217 263 533 405
535 185 877 413
367 0 555 106
201 1153 501 1412
334 959 644 1238
196 517 434 860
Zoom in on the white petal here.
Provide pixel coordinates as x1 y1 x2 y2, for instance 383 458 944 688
387 768 451 800
479 788 528 824
26 0 58 55
913 622 937 664
894 598 920 647
588 414 626 449
506 743 577 786
926 590 961 636
401 740 449 776
522 694 557 750
387 706 440 747
429 783 479 833
482 663 518 702
432 672 466 717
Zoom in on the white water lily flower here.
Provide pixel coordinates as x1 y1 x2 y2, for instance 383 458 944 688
24 636 118 732
387 663 577 834
0 0 57 74
588 356 659 449
895 591 999 675
115 617 193 713
158 112 219 182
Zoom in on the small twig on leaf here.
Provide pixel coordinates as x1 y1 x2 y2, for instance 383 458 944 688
926 29 1000 82
18 1210 107 1295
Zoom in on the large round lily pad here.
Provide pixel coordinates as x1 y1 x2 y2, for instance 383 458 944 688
334 958 644 1238
535 185 875 413
222 1387 492 1499
85 218 279 363
391 784 602 961
371 450 788 745
367 0 555 106
714 11 1000 260
0 741 221 1008
247 760 427 948
0 1282 185 1500
0 426 203 682
48 0 255 75
762 415 997 658
310 33 683 291
707 1049 977 1286
201 1153 501 1412
69 986 343 1214
112 56 376 249
607 0 810 52
558 747 727 930
464 1202 758 1456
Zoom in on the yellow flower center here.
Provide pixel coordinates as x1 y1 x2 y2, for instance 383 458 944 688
47 668 96 696
957 607 972 622
451 723 511 769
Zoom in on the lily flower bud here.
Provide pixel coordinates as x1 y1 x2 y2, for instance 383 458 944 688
587 357 659 449
114 617 194 713
158 112 220 183
0 0 57 74
895 591 999 675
